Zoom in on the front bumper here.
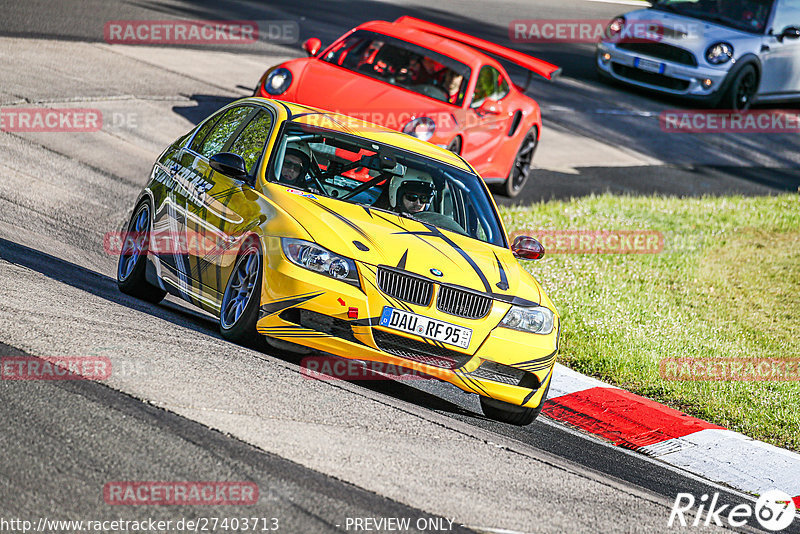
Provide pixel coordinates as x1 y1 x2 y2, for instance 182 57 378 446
597 42 729 101
256 237 559 408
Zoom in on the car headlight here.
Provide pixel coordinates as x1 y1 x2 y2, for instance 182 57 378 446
264 67 293 95
706 42 734 65
282 238 360 287
402 117 436 141
500 305 554 335
605 17 626 41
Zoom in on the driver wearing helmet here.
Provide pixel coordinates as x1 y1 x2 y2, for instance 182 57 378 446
389 170 435 215
278 146 311 187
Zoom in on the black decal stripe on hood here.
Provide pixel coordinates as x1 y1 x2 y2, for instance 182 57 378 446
396 249 408 270
493 251 509 291
308 199 378 248
491 294 539 307
372 212 459 266
394 223 492 293
258 291 324 319
361 206 374 218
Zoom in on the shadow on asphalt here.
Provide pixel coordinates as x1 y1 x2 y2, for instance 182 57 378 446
0 237 219 337
173 94 239 125
0 236 485 421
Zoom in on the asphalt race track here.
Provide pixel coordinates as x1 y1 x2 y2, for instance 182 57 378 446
0 1 797 533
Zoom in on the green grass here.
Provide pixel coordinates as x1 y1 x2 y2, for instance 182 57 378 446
500 194 800 451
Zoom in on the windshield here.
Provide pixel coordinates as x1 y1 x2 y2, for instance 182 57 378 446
321 30 471 106
653 0 775 33
267 122 506 248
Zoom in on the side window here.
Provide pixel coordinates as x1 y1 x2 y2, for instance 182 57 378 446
189 114 222 153
197 106 253 158
471 66 510 108
228 110 274 176
772 0 800 33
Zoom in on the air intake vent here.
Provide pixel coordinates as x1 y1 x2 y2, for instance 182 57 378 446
372 330 471 369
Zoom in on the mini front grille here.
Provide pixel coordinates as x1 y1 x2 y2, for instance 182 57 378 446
617 42 698 67
372 330 471 370
437 285 492 320
612 63 690 91
376 267 433 307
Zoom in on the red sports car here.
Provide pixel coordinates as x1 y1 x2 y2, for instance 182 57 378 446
255 17 560 197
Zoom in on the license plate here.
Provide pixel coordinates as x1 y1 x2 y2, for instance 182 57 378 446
634 57 665 74
379 307 472 349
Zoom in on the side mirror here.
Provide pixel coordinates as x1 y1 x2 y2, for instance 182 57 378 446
209 153 248 180
511 235 545 260
302 38 322 56
471 98 499 116
779 26 800 42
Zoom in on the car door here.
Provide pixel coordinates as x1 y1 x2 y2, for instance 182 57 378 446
461 65 511 174
185 106 276 305
157 104 255 307
760 0 800 95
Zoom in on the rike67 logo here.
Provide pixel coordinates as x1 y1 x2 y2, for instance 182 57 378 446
669 490 796 531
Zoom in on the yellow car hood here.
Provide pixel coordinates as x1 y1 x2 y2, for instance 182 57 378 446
271 187 542 305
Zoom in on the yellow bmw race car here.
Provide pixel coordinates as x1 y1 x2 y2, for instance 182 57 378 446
117 97 559 425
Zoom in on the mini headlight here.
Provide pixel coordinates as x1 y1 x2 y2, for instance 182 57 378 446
605 17 626 40
265 67 293 95
282 238 360 287
500 305 554 335
706 42 733 65
402 117 436 141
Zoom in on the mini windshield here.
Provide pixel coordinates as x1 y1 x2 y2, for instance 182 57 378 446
321 30 471 106
267 122 506 248
653 0 774 33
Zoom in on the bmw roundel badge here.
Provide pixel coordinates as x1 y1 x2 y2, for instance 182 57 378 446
430 268 443 277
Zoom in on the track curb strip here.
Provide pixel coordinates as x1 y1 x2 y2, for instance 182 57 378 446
546 363 800 508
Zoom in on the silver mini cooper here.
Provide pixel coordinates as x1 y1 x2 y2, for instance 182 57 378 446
596 0 800 109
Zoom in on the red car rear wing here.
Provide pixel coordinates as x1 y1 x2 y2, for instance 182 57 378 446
394 16 562 82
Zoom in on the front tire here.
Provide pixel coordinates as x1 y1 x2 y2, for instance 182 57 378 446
494 126 537 198
719 64 758 111
479 380 550 426
117 201 166 304
219 240 263 346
